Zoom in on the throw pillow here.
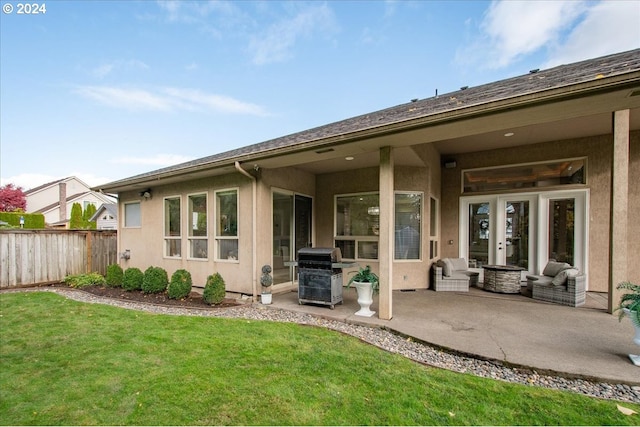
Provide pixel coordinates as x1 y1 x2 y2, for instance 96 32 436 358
450 257 468 271
542 261 571 277
551 268 580 286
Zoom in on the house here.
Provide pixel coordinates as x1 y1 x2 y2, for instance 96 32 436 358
25 176 115 228
95 49 640 320
90 203 118 230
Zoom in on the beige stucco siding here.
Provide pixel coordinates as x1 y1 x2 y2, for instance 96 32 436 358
439 131 640 293
117 174 254 294
315 161 434 290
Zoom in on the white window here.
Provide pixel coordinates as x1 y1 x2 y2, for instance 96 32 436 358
395 192 422 260
335 193 379 260
215 189 238 261
164 196 181 258
123 202 141 228
188 193 208 259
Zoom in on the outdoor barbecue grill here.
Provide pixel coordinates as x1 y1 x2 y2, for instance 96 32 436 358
297 247 352 309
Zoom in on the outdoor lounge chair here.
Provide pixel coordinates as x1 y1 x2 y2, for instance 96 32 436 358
432 258 479 291
527 260 586 307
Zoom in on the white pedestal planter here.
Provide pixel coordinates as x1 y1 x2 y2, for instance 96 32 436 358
353 281 375 317
623 308 640 366
261 293 272 305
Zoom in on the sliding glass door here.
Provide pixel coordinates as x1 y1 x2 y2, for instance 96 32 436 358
272 191 312 285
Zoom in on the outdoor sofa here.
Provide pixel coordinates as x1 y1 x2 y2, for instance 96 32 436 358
526 260 586 307
432 257 479 291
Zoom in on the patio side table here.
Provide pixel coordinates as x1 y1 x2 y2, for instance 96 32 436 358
482 265 523 293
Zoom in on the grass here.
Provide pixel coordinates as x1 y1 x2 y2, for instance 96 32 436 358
1 291 639 426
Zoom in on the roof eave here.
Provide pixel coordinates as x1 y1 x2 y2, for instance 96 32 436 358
95 70 640 194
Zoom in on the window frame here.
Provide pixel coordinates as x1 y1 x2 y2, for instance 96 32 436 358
214 188 239 262
187 192 208 260
123 201 141 228
394 191 423 261
163 195 182 259
334 192 380 261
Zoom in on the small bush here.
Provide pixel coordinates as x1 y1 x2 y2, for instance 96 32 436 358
105 264 124 287
122 267 144 291
203 273 226 305
168 269 192 299
63 272 106 288
142 266 168 294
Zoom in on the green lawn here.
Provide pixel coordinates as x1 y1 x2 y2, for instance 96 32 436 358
1 291 638 425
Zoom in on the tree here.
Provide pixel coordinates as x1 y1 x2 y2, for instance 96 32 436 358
83 203 97 229
69 203 83 229
0 184 26 212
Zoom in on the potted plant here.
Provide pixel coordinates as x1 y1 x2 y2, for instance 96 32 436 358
260 264 273 305
347 265 379 317
615 281 640 366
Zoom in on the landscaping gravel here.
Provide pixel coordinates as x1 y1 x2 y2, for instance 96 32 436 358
6 287 640 404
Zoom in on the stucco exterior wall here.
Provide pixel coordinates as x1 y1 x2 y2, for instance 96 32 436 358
117 173 254 294
439 131 640 293
315 161 433 290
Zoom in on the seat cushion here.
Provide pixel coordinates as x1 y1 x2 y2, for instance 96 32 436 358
533 275 554 286
542 261 571 277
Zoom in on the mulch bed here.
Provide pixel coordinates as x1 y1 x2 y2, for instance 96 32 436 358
46 283 242 309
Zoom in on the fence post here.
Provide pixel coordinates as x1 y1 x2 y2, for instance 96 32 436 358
86 231 93 273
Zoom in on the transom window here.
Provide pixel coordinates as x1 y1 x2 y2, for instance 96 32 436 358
463 158 586 193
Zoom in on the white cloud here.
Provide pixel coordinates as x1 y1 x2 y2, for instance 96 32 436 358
74 85 268 115
456 0 638 71
74 86 173 111
543 1 640 68
91 59 149 78
162 87 268 115
249 4 337 65
112 153 195 167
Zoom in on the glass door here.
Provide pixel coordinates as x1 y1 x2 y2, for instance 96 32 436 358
272 191 312 285
462 195 534 274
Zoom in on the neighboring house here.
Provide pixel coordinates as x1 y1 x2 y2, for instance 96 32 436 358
95 49 640 320
90 203 118 230
25 176 115 228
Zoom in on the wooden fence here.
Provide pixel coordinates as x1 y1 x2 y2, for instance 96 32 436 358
0 229 117 288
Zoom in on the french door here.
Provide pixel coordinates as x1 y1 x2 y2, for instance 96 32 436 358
460 190 588 282
461 195 535 273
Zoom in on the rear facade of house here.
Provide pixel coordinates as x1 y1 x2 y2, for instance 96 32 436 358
96 49 640 319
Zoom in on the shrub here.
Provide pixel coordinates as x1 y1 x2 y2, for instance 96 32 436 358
105 264 124 287
142 266 168 294
203 273 226 305
63 272 106 288
168 269 192 299
122 267 144 291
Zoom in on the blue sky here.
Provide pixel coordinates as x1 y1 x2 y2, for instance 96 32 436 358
1 0 638 190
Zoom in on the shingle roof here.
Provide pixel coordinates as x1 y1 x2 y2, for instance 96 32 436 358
98 49 640 189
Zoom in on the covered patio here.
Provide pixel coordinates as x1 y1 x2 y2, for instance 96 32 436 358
265 287 639 385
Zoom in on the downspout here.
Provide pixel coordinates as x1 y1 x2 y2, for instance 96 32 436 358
235 161 258 302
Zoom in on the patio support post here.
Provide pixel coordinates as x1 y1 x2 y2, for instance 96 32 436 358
379 146 394 320
609 109 629 314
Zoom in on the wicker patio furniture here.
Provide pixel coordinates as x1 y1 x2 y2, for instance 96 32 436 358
432 258 479 291
526 260 586 307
